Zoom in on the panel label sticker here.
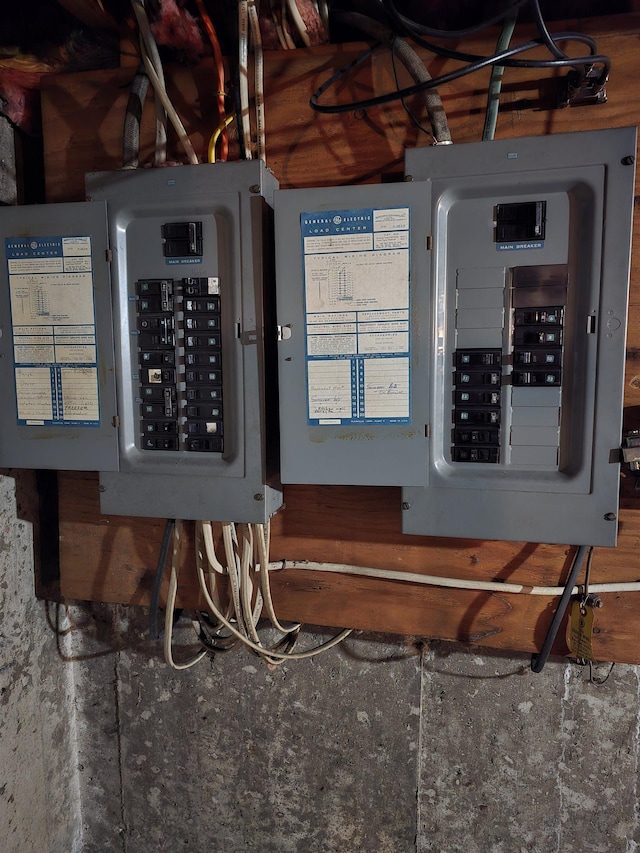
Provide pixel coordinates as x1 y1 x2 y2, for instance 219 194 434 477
5 236 100 426
496 241 544 252
165 257 202 266
301 207 410 425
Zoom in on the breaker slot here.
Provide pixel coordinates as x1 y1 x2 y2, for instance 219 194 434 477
136 279 178 450
451 348 502 464
512 305 564 387
509 267 567 469
182 277 224 453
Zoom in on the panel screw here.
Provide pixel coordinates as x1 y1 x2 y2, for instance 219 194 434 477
99 485 106 493
402 501 411 510
604 512 616 521
249 184 261 194
621 156 635 166
254 493 264 501
404 175 413 182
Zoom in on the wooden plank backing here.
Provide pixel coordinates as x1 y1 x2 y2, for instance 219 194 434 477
46 15 640 662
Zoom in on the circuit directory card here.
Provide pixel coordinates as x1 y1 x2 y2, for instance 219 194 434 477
300 206 411 426
5 235 100 427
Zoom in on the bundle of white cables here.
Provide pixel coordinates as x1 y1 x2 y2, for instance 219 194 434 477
164 519 352 670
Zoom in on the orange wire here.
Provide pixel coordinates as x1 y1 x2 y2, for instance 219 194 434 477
194 0 228 161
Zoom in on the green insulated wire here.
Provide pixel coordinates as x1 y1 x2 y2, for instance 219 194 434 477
482 11 519 141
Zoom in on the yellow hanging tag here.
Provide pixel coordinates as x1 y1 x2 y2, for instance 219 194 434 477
567 599 595 661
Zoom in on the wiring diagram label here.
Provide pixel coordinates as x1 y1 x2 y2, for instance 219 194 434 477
301 207 410 425
5 236 100 426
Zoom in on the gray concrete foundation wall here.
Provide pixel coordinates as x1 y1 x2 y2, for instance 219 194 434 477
2 472 640 852
72 606 640 853
0 474 81 853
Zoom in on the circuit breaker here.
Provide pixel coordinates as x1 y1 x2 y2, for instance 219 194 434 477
0 161 281 522
276 127 636 545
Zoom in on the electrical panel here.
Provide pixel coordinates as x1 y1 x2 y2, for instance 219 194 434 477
0 162 281 522
276 127 637 546
401 127 636 546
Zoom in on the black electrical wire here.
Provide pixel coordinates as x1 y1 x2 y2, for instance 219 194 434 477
379 0 529 40
310 38 609 115
380 29 598 69
149 518 179 641
531 0 567 60
193 610 238 653
375 0 599 67
336 10 451 143
530 545 591 673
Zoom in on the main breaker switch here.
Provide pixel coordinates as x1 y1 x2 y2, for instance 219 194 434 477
495 201 546 243
161 221 203 257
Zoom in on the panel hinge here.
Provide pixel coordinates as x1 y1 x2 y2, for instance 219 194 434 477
426 235 433 251
105 248 113 263
112 415 120 428
425 423 431 438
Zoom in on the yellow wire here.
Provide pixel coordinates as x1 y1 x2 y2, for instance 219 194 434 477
208 115 235 164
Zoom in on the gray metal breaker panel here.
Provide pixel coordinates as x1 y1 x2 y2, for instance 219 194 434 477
0 162 281 523
402 127 636 546
88 161 281 522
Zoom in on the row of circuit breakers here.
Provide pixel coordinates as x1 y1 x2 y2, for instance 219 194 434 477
0 127 636 546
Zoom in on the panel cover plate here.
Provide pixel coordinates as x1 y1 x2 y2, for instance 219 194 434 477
0 201 119 471
275 181 431 486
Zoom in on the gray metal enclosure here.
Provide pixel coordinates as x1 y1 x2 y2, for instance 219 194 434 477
0 162 281 523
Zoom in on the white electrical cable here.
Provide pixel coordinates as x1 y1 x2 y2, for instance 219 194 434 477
163 520 208 670
247 0 266 162
256 522 301 635
195 520 352 661
140 51 199 165
239 525 263 646
287 0 311 46
130 0 167 164
317 0 329 37
201 521 226 573
196 558 352 661
222 521 249 635
272 560 640 597
269 0 289 50
280 0 297 49
238 0 253 158
195 522 236 635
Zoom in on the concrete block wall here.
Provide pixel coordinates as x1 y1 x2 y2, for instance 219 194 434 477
2 472 640 852
72 608 640 853
0 474 81 852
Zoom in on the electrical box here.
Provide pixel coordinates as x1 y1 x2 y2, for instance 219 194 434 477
401 127 636 546
276 128 636 545
0 162 281 522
